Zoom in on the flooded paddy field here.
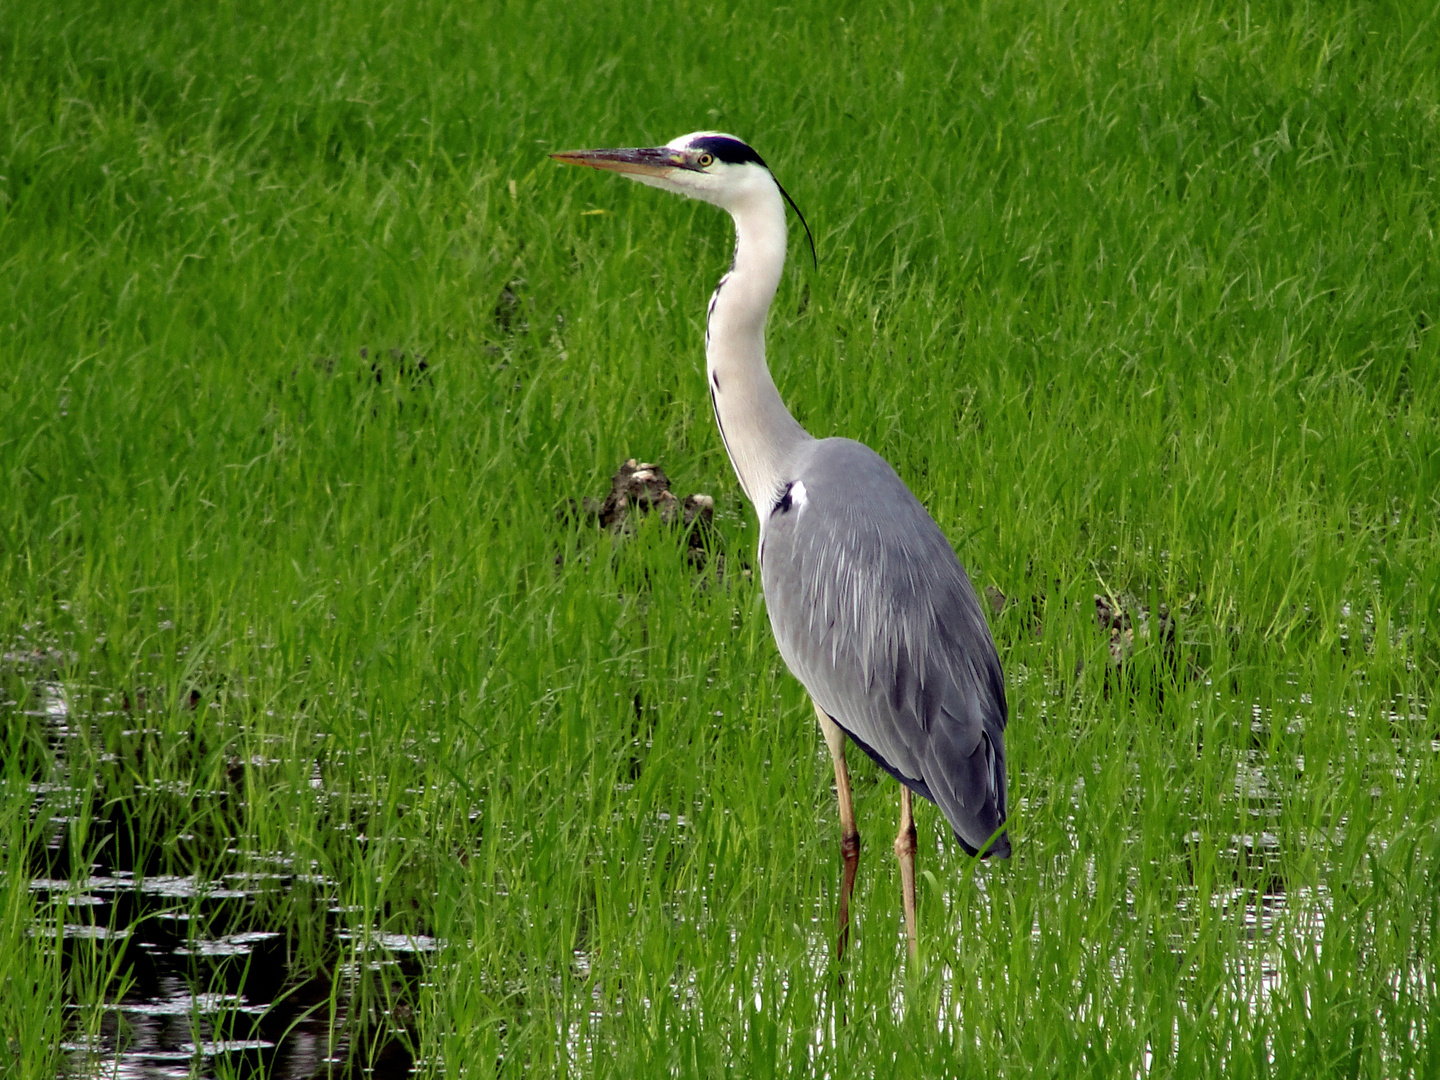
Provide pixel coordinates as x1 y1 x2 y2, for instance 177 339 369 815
7 631 1437 1076
3 0 1439 1075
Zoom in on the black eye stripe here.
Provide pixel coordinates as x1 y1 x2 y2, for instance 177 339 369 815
688 136 767 168
681 134 817 269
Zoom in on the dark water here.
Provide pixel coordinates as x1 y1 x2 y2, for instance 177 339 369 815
13 659 437 1079
32 869 437 1077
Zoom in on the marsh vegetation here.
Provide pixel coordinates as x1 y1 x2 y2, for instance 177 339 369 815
2 0 1438 1075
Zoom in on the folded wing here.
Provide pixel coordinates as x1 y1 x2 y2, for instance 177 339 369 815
760 438 1009 857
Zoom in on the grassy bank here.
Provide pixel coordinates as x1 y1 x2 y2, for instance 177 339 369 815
3 0 1438 1075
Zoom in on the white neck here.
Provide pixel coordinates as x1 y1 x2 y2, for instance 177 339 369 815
705 180 812 508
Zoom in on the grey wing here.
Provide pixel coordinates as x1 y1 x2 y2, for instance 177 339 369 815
760 438 1010 857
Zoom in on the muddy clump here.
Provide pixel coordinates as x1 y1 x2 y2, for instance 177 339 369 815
585 460 711 531
566 460 716 566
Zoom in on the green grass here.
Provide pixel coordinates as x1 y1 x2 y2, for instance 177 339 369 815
3 0 1439 1074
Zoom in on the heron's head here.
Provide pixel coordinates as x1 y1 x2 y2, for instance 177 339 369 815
551 131 815 262
551 131 772 210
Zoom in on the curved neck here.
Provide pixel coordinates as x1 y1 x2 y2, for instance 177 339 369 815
705 181 811 508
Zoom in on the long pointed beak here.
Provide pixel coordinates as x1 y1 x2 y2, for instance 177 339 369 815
549 146 689 178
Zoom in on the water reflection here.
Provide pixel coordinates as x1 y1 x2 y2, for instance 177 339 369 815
30 833 439 1078
9 653 439 1079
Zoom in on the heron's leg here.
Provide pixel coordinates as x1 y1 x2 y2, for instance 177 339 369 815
815 703 860 960
895 785 918 960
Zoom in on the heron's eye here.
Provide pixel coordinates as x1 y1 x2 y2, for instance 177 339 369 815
697 153 715 167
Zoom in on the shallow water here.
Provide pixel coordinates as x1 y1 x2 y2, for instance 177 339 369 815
12 648 1429 1074
32 867 435 1078
12 659 437 1079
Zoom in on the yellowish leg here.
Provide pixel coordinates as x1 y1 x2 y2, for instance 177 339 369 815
895 786 918 960
815 703 860 960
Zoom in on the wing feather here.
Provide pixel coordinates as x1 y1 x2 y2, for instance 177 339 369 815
761 438 1010 857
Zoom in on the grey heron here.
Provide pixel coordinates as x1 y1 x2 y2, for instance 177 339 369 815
553 132 1010 960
